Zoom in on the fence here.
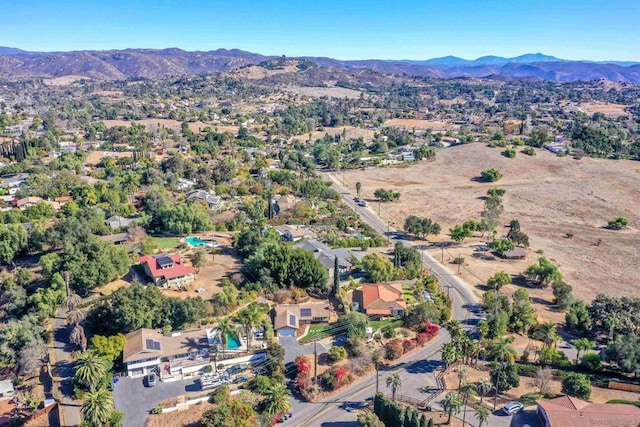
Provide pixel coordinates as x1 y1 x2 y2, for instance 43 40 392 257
608 381 640 393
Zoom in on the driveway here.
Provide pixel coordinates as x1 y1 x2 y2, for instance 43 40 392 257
279 336 329 366
113 377 201 427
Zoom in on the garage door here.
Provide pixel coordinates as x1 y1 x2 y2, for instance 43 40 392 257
278 328 296 337
130 368 144 377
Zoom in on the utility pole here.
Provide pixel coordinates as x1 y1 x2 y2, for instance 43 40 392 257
375 362 379 394
313 338 318 385
441 244 444 263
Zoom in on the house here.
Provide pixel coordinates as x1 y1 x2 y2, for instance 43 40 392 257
273 302 331 337
536 395 640 427
352 283 408 317
138 253 195 289
502 247 526 260
16 196 44 209
0 380 14 400
292 239 354 278
274 224 317 242
545 142 570 154
98 227 148 245
105 215 135 230
176 178 197 191
53 196 73 206
187 190 223 210
402 152 415 162
440 136 460 145
271 194 296 216
123 328 212 378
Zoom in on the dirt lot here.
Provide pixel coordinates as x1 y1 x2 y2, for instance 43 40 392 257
283 85 362 99
103 119 238 135
84 150 133 166
340 143 640 305
144 400 213 427
384 118 459 131
578 102 630 117
444 365 640 404
291 126 376 142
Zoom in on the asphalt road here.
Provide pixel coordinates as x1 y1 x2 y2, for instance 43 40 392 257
50 310 82 427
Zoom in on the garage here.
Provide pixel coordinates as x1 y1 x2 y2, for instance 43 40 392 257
277 327 296 337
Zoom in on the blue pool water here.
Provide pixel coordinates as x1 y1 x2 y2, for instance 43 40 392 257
185 236 209 246
226 333 241 349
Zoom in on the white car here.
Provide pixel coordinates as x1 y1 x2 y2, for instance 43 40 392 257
357 200 369 207
502 401 524 415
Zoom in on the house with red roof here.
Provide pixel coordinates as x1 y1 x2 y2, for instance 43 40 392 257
352 283 408 317
138 253 195 289
536 395 640 426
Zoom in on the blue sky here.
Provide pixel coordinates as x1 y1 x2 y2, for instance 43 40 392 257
0 0 638 60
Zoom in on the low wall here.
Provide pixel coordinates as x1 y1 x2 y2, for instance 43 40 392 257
608 381 640 393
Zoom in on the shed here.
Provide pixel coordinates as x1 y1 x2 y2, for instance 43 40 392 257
502 247 526 259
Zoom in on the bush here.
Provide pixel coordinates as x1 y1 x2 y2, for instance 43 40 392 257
522 147 536 156
329 346 348 363
504 148 516 158
381 324 396 339
607 217 628 230
349 355 373 376
323 365 353 390
561 373 591 400
606 399 640 408
385 340 404 360
402 339 417 353
480 168 503 182
151 404 163 414
248 375 271 394
490 363 520 392
515 363 540 377
580 353 603 372
416 332 430 346
203 365 213 374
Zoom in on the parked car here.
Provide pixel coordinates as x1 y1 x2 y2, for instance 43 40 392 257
254 330 265 340
234 375 250 384
502 401 524 415
226 364 247 375
146 372 157 387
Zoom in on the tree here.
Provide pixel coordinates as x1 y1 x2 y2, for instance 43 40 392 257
374 188 400 202
457 365 468 390
332 256 340 297
217 317 235 358
18 339 46 377
81 388 114 427
607 333 640 377
490 239 515 256
237 305 262 354
90 334 126 364
263 382 291 417
487 271 510 293
490 363 519 392
0 224 28 264
552 281 573 309
441 392 462 424
581 353 603 371
74 351 107 390
481 195 504 238
386 373 403 401
355 181 362 199
524 257 562 287
459 383 476 426
561 373 591 399
339 312 369 339
70 324 87 352
509 289 537 334
486 337 517 365
329 346 348 362
480 168 502 182
359 253 397 283
565 300 591 335
533 322 561 349
441 343 458 367
475 406 491 427
476 379 492 403
534 367 553 395
191 248 207 272
404 215 441 239
572 338 595 364
200 400 256 427
406 302 442 330
357 411 385 427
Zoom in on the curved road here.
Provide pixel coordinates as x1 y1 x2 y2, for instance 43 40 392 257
288 173 484 426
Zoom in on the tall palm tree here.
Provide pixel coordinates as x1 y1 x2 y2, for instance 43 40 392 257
217 317 234 358
355 181 362 199
63 293 82 312
457 365 468 391
571 338 595 364
386 373 403 401
263 382 291 418
533 322 560 349
81 388 113 427
441 343 457 367
476 379 492 403
237 305 262 354
486 337 517 365
74 351 107 390
372 348 384 394
460 383 477 427
475 406 491 427
441 392 463 425
69 324 87 352
67 308 86 326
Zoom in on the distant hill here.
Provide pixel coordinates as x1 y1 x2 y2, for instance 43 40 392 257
0 47 638 83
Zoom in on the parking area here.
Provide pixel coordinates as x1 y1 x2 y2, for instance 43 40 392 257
113 376 201 427
279 336 329 366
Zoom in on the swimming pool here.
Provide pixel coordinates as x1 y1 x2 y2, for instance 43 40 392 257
185 236 209 247
226 333 241 349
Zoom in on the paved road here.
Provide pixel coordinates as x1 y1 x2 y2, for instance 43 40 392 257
50 309 82 427
280 336 329 366
113 377 201 427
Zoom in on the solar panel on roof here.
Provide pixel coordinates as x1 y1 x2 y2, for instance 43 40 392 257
289 314 296 326
156 255 174 268
145 339 154 350
300 308 312 317
153 341 161 350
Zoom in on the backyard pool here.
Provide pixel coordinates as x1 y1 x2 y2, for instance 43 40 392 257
226 333 241 349
185 236 210 247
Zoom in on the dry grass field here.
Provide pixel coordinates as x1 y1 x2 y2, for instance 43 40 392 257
291 126 376 142
84 150 133 165
341 143 640 305
579 102 630 117
42 75 88 85
283 85 362 99
384 118 459 131
103 119 238 134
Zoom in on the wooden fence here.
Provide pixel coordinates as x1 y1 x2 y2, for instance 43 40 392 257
608 381 640 393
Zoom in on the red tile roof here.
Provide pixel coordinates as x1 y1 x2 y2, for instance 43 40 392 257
360 283 407 315
537 395 640 426
138 254 195 280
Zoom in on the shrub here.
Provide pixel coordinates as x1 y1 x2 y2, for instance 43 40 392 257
151 404 163 414
607 217 628 230
580 353 603 372
203 365 213 374
480 168 503 182
504 148 516 158
515 363 540 377
416 332 429 346
522 147 536 156
323 365 352 390
385 340 404 360
606 399 640 408
349 355 373 376
248 375 271 394
402 339 417 353
381 324 396 339
329 346 348 363
561 373 591 400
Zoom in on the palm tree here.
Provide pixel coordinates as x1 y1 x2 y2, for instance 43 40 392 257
486 337 517 365
81 388 113 427
63 293 82 312
66 308 86 326
457 365 468 390
355 181 362 199
572 338 595 364
372 348 384 394
74 351 107 390
477 320 489 343
237 305 262 355
386 373 403 401
475 406 491 427
217 317 234 357
441 392 463 424
460 383 477 427
447 319 463 342
476 379 492 403
69 324 87 352
263 382 291 418
441 343 457 367
533 322 560 349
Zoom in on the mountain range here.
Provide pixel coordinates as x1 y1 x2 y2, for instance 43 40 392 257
0 47 638 83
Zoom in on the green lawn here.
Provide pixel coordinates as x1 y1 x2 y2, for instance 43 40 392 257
152 237 181 249
300 325 333 343
402 284 417 304
369 318 404 331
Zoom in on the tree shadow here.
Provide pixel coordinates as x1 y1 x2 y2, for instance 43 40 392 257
404 359 443 375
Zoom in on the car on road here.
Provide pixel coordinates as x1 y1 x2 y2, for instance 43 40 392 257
357 200 368 207
502 401 524 415
145 372 157 387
